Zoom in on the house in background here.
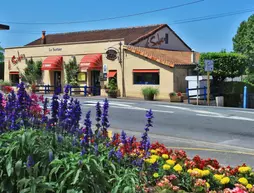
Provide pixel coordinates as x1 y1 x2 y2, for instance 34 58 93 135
4 24 199 99
0 24 9 80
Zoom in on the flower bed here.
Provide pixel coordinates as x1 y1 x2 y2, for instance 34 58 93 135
0 83 253 193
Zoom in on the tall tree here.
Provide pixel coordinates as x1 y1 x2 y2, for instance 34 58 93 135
0 46 3 62
233 14 254 61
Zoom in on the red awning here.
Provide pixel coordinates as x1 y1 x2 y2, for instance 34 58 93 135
108 70 117 78
42 56 63 71
133 69 159 73
80 54 102 71
9 71 19 74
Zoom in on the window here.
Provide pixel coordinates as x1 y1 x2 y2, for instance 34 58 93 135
133 70 160 85
10 74 19 85
165 33 169 44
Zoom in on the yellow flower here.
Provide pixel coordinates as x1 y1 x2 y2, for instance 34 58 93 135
163 164 171 170
238 177 248 186
238 166 252 174
202 170 210 177
173 164 183 172
150 149 157 154
151 155 159 161
166 159 176 166
220 177 230 185
153 173 159 178
246 184 253 189
214 174 224 181
145 158 157 164
206 182 210 189
187 169 192 173
162 154 169 159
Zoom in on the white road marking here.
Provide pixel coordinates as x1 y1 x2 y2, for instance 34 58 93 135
230 110 254 114
156 105 222 116
196 114 254 122
82 101 173 113
219 139 240 145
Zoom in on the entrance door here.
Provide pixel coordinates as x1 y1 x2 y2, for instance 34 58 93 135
54 71 61 92
91 71 100 96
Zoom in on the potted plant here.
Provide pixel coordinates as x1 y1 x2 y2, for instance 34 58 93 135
142 87 159 101
169 92 183 102
107 78 118 98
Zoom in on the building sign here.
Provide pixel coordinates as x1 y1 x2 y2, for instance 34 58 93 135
49 48 62 52
103 64 107 73
100 72 107 81
11 51 25 65
145 33 165 47
106 48 118 61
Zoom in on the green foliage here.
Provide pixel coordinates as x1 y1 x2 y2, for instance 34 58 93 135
0 129 141 193
142 87 159 96
0 46 3 62
64 57 79 86
243 73 254 85
108 78 118 91
20 58 42 84
199 52 248 84
0 80 12 86
233 14 254 61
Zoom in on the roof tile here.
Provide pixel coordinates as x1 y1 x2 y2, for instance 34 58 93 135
26 24 165 46
125 45 199 68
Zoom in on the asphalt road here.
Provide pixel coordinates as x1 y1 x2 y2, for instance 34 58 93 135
46 95 254 166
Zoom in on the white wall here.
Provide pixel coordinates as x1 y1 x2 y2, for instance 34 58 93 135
134 26 191 51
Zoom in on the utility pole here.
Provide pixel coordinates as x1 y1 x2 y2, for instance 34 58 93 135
196 62 199 106
119 42 126 97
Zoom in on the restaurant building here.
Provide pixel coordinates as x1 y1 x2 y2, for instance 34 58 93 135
4 24 199 99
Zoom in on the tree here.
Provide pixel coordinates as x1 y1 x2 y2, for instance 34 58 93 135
199 52 248 84
64 56 79 86
20 58 42 84
233 14 254 61
0 46 3 62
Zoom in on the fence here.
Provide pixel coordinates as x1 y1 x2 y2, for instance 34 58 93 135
35 84 101 96
34 85 62 94
186 87 207 104
69 85 101 96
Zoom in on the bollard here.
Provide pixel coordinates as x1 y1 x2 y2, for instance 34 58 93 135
84 86 87 96
204 86 207 102
186 88 190 104
243 86 247 108
70 86 72 96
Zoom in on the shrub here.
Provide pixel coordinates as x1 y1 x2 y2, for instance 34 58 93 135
142 87 159 96
0 80 12 86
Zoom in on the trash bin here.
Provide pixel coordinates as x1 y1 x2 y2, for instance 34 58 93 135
216 96 224 107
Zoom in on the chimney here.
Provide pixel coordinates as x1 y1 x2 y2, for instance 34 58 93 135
41 31 46 44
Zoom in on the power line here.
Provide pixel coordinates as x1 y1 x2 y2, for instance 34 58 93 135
3 7 254 35
0 0 204 25
170 8 254 24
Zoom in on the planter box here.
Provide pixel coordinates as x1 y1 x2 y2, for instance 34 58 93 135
144 94 155 101
170 95 183 102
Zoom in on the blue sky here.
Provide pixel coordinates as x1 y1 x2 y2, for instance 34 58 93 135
0 0 253 52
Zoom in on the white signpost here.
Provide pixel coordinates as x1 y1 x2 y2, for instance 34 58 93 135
204 60 214 106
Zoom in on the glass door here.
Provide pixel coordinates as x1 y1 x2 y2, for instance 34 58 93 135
91 71 101 96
